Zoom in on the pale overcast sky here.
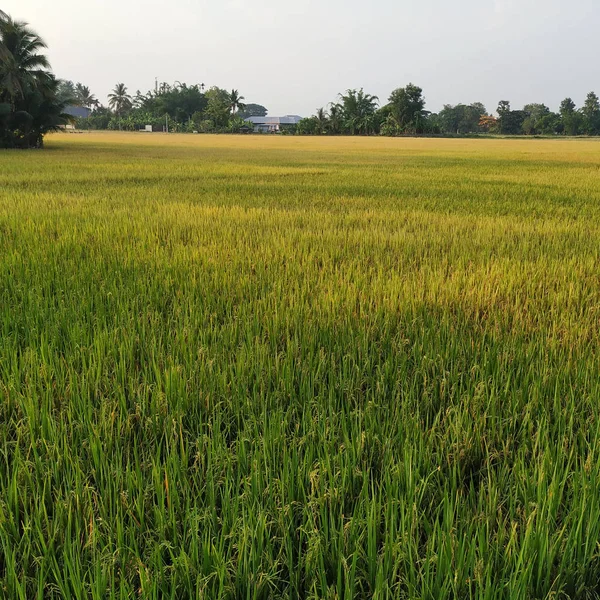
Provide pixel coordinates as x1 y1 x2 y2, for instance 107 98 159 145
3 0 599 116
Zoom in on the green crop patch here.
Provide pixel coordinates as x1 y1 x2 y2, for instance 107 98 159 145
1 132 600 599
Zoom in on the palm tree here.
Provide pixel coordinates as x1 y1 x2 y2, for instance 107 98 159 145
328 102 342 134
108 83 132 130
108 83 132 115
133 89 146 109
339 89 378 135
75 83 97 108
0 13 69 148
57 79 76 104
0 10 8 62
0 16 50 106
229 89 245 115
315 107 328 135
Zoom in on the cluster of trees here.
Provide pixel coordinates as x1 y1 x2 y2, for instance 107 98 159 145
68 80 268 133
4 10 600 147
492 96 600 135
0 11 70 148
299 86 600 137
297 85 431 136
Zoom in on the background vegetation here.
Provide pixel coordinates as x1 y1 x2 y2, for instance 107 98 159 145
3 10 600 146
66 79 600 138
0 11 69 148
297 85 600 137
2 133 600 598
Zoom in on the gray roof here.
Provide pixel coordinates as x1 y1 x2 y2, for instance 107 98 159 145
64 106 92 118
246 115 302 125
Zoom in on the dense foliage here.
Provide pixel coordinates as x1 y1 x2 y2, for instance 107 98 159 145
299 86 600 136
4 10 600 140
0 12 69 148
70 81 259 133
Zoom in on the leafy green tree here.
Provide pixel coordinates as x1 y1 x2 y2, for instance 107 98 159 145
75 105 111 130
141 83 207 124
237 103 267 119
537 112 561 135
497 101 526 134
296 116 319 135
438 103 487 134
228 115 248 133
387 83 426 132
328 103 343 134
559 97 582 136
339 88 378 135
522 103 550 134
315 107 328 134
204 86 231 128
496 100 511 133
132 89 146 109
582 92 600 135
379 113 400 136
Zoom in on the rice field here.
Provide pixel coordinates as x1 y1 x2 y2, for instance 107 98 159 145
2 132 600 599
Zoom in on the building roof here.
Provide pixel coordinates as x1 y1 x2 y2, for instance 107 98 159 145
246 115 303 125
64 106 92 118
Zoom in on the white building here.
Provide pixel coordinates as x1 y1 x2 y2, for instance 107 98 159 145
245 115 302 133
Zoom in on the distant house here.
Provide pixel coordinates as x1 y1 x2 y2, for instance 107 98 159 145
245 115 302 133
64 106 92 119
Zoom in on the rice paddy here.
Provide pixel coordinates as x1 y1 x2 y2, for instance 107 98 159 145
2 132 600 599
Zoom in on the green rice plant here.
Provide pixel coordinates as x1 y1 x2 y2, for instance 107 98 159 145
1 132 600 598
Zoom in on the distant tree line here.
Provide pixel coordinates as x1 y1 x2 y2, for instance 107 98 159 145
0 11 70 148
4 9 600 147
297 85 600 136
64 79 268 133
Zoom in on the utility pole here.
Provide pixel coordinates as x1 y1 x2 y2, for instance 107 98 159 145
165 114 169 133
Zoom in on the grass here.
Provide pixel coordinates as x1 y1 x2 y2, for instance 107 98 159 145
1 132 600 599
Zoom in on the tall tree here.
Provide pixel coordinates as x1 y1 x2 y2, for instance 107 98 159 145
205 87 231 127
75 83 97 108
228 89 245 115
559 97 581 136
496 100 526 134
0 9 8 62
388 83 426 132
328 102 343 134
582 92 600 135
339 88 378 135
438 103 487 134
315 107 328 134
141 83 206 123
57 80 76 104
0 16 50 105
0 13 69 148
108 83 132 116
522 103 550 135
